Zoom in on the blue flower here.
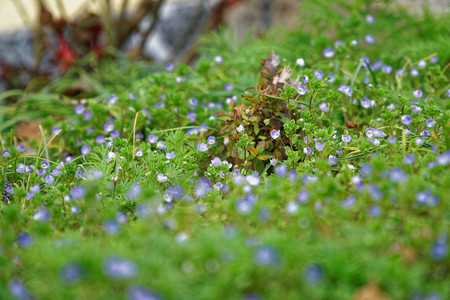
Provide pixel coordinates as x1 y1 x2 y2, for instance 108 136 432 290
401 115 412 125
103 257 137 279
127 285 162 300
253 246 279 266
60 262 84 285
197 143 208 152
70 185 85 200
297 85 307 95
323 47 335 58
80 145 91 156
2 149 10 157
103 219 121 235
270 129 280 139
430 235 448 261
304 263 323 286
44 174 55 185
319 102 329 112
315 141 325 152
365 34 375 44
296 58 305 67
413 89 423 98
403 154 415 165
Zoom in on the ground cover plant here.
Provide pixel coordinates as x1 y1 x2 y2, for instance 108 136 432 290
1 0 449 299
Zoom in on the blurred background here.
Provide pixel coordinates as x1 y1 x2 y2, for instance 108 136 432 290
0 0 448 92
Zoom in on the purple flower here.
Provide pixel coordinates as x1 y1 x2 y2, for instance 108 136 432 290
415 138 424 146
417 60 426 68
96 135 105 145
16 163 25 173
303 147 312 155
302 75 309 83
127 285 162 300
8 279 35 300
430 55 438 63
30 184 41 193
338 84 353 97
156 141 166 150
165 152 175 159
32 207 50 222
2 149 10 157
314 70 324 80
319 102 329 112
135 149 143 157
297 85 307 95
60 262 84 285
369 205 381 217
103 257 137 279
297 190 309 203
270 129 280 139
366 14 375 24
165 63 174 71
368 184 382 201
365 34 375 44
194 178 211 198
254 246 279 266
129 93 136 100
157 173 168 183
327 73 336 83
315 141 325 152
211 157 221 166
189 98 198 106
207 136 216 145
401 115 412 125
426 118 435 128
214 55 223 64
40 160 50 169
80 145 91 155
224 83 234 91
103 122 114 132
437 151 450 165
323 47 335 58
413 89 423 98
304 263 323 286
44 175 55 185
360 96 371 109
103 219 121 235
275 164 287 177
70 185 85 200
387 103 395 111
246 173 260 186
148 134 158 144
126 184 142 200
235 197 253 215
410 68 419 77
197 143 208 152
342 134 352 145
341 195 356 209
18 232 33 247
416 190 439 206
108 94 118 104
387 136 397 144
296 58 305 67
236 124 245 133
52 168 63 177
186 112 196 122
403 154 415 165
75 169 84 179
74 104 85 115
431 236 448 261
381 64 392 74
421 130 430 136
389 167 408 183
